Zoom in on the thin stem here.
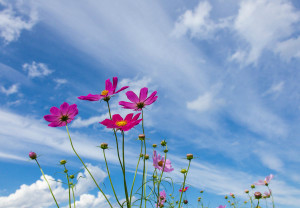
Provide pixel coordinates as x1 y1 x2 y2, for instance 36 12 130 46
157 151 167 207
66 125 113 208
63 164 71 208
71 185 76 208
140 110 147 208
129 140 143 205
248 193 253 208
35 159 60 208
178 160 191 208
144 159 148 208
121 131 130 208
103 149 122 207
268 186 275 208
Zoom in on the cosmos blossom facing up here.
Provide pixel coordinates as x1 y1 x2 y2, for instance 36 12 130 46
119 87 158 111
179 186 189 192
254 174 274 186
78 77 129 101
152 150 174 172
100 113 142 131
44 102 78 127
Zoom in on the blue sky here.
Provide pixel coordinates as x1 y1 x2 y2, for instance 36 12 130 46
0 0 300 207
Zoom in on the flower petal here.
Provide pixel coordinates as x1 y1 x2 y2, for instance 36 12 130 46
100 119 116 128
139 87 148 102
78 94 101 101
124 113 134 122
60 102 70 115
119 101 136 110
126 91 139 103
132 113 141 121
67 104 78 118
112 114 123 122
105 78 113 91
44 115 60 122
115 86 129 93
144 96 158 105
112 77 118 92
50 107 60 116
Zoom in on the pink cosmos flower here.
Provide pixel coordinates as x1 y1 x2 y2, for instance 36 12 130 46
119 87 158 111
152 150 174 172
44 102 78 127
78 77 129 101
254 174 274 186
179 186 189 192
156 190 166 207
100 113 142 131
217 206 226 208
264 190 271 198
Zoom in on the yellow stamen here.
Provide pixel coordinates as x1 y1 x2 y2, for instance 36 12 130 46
116 120 127 127
101 90 109 96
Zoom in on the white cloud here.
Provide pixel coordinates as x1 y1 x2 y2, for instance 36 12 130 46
0 0 38 43
262 81 284 96
22 61 53 78
0 164 108 208
275 36 300 61
65 192 109 208
233 0 300 64
172 1 230 39
0 84 19 95
187 91 224 113
71 115 106 128
54 78 68 88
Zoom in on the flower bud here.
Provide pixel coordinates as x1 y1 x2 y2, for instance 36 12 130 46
64 169 68 173
180 169 187 174
251 184 255 189
164 149 168 153
29 152 37 160
160 140 167 146
60 160 67 165
186 153 193 160
183 200 188 204
138 134 145 140
245 189 249 194
244 201 247 204
100 143 108 149
153 175 157 179
144 154 149 160
152 144 157 148
231 203 234 206
140 153 144 158
254 192 262 199
224 196 228 199
70 175 75 179
197 197 201 201
200 190 204 193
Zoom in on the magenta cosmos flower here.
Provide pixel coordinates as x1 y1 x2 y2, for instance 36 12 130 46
254 174 274 186
217 206 226 208
156 190 166 207
179 186 189 192
100 113 142 131
119 87 157 111
152 150 174 172
44 102 78 127
78 77 128 101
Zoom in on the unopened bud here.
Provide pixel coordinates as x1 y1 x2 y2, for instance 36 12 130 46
140 153 144 157
64 169 68 173
186 153 193 160
183 200 188 204
251 184 255 189
231 203 234 206
70 175 75 179
197 197 201 201
164 149 168 153
60 160 67 165
224 196 228 199
160 140 167 146
153 175 157 179
254 192 262 199
244 201 248 204
100 143 108 149
144 154 149 160
200 190 204 193
153 144 157 148
29 152 37 160
138 134 145 140
245 189 249 194
180 169 187 174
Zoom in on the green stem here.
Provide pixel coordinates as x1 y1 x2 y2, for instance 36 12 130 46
66 125 113 208
103 149 122 207
121 131 130 208
268 186 275 208
35 159 60 208
248 193 253 208
129 140 143 205
64 164 71 208
144 159 148 208
71 185 76 208
157 150 167 207
178 160 191 208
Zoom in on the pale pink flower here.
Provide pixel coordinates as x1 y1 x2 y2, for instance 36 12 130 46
264 190 272 198
119 87 157 111
78 77 128 101
100 113 142 131
152 150 174 172
254 174 274 186
44 102 78 127
156 190 166 207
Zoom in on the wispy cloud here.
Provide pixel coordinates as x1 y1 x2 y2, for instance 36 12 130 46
22 61 53 78
0 84 19 95
54 78 68 89
0 0 38 44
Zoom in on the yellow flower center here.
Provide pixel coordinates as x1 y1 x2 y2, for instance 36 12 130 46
101 90 109 96
116 120 127 127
